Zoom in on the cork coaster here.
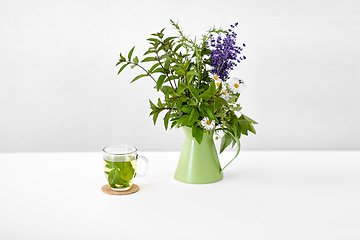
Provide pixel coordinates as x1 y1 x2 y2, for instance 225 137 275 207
101 184 139 195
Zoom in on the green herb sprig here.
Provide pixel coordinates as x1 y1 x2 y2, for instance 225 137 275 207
116 20 257 152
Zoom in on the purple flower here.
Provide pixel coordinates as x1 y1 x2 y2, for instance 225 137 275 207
207 23 246 81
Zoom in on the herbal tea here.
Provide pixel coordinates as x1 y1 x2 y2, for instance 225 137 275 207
103 158 137 190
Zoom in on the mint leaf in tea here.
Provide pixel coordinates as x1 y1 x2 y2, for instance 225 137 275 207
103 157 136 189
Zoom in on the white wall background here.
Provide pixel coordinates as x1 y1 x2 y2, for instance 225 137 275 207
0 0 359 152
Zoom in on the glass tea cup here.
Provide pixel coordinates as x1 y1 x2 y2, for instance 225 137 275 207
103 145 149 191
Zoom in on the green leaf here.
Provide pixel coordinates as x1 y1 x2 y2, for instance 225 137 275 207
117 63 130 75
119 162 135 182
158 44 166 52
104 160 135 189
157 98 164 108
112 168 122 186
159 54 168 60
107 169 115 186
216 81 223 94
177 83 187 95
181 105 192 114
198 92 212 101
186 71 197 84
156 75 166 91
152 111 160 125
188 85 199 100
149 99 158 111
147 38 160 43
187 98 197 106
116 54 126 66
149 63 161 73
176 98 182 112
215 97 228 109
178 114 189 125
204 106 215 121
235 121 242 138
229 113 238 130
188 108 199 126
170 120 177 129
152 67 166 74
173 67 185 76
209 80 216 93
105 163 113 169
119 53 126 62
164 36 177 43
237 120 249 136
186 71 197 78
242 114 258 124
131 74 148 83
192 125 203 145
164 110 171 130
164 58 170 71
248 123 256 134
173 43 183 53
220 132 233 153
128 46 135 61
144 49 156 55
184 61 191 71
162 86 175 96
133 56 139 64
164 44 170 51
141 57 156 63
201 48 212 56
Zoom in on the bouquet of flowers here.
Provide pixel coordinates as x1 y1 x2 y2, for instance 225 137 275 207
116 20 257 153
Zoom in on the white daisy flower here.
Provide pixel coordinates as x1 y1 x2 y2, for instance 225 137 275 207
210 73 220 81
229 77 246 93
214 80 222 88
220 88 231 101
201 117 215 130
210 74 222 88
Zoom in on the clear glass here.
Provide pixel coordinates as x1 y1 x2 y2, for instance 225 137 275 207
103 145 149 191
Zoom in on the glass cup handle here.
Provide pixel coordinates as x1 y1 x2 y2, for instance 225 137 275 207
135 155 149 177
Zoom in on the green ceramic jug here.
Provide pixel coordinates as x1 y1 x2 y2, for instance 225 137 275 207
174 126 240 184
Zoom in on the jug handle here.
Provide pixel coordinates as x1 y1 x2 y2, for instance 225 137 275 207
218 129 241 172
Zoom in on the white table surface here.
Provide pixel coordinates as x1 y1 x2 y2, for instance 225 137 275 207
0 151 359 240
